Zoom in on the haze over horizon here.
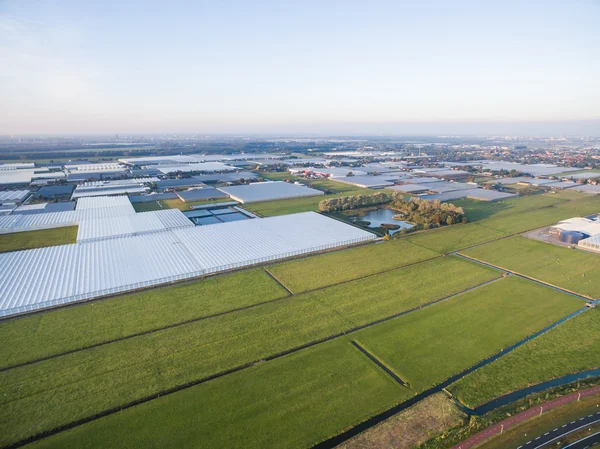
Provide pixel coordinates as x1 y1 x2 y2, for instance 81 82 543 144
1 0 599 136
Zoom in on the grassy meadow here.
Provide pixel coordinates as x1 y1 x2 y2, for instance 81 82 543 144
449 309 600 408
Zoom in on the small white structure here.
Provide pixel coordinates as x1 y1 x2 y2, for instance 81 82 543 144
218 181 324 204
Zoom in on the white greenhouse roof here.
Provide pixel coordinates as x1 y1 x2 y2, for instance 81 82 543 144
0 212 375 317
0 196 136 234
332 176 394 188
0 190 30 202
77 209 193 242
157 162 238 174
218 181 324 204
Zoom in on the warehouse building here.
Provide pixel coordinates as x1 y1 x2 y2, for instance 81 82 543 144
0 196 136 233
218 181 324 204
176 188 229 202
0 212 375 317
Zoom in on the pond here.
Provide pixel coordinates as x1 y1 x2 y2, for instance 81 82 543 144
349 208 414 235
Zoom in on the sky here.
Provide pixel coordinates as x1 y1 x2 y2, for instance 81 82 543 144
1 0 599 136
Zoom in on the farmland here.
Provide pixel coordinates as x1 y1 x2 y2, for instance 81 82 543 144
449 309 600 408
0 256 498 446
0 190 599 448
0 269 289 368
27 339 408 449
462 236 600 297
11 276 582 449
353 276 583 392
0 226 78 253
269 239 439 292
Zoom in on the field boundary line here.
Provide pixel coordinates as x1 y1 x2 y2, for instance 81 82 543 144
0 254 444 372
2 277 504 449
351 340 408 387
312 306 589 449
454 252 596 301
264 269 295 295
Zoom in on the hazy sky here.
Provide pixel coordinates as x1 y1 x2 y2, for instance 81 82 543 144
1 0 599 135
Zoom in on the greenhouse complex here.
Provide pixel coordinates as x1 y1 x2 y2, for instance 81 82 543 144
0 211 375 317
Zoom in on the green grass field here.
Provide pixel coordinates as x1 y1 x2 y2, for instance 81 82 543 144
132 201 163 212
0 226 78 253
19 276 582 449
27 339 408 449
0 269 288 369
451 195 566 222
269 239 439 293
407 222 507 253
462 236 600 297
0 257 497 446
354 276 583 392
449 309 600 408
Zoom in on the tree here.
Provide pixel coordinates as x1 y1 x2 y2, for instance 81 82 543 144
446 216 454 226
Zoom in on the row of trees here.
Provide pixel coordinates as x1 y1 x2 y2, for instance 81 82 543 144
390 195 466 227
318 192 390 212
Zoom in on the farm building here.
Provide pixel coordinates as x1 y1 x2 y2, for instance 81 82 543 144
156 162 239 174
176 188 229 202
0 212 375 317
34 185 75 199
0 195 136 233
0 190 30 202
218 181 324 204
549 217 600 237
13 202 76 215
71 178 159 199
76 208 193 242
579 234 600 252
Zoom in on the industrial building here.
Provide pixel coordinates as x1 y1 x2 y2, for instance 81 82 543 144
0 190 30 202
218 181 324 204
0 196 136 234
0 212 375 317
176 188 229 202
71 178 159 199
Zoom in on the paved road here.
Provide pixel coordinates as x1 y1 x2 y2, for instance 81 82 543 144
519 412 600 448
563 430 600 448
451 386 600 449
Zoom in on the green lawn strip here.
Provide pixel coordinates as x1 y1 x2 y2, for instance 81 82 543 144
545 189 593 201
0 269 288 369
0 257 497 445
269 239 439 293
462 236 600 298
244 190 388 217
451 195 567 223
353 276 583 393
449 309 600 409
406 222 508 254
0 226 78 253
25 339 409 449
552 194 600 215
132 201 163 212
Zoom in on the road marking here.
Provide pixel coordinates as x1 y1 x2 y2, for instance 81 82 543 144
563 424 568 427
531 418 600 449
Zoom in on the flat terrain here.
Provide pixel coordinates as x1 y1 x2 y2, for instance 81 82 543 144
338 393 466 449
0 226 78 253
28 339 407 449
462 235 600 297
449 309 600 408
269 239 439 293
0 257 499 446
0 269 289 368
12 276 582 449
353 276 582 392
1 191 599 448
